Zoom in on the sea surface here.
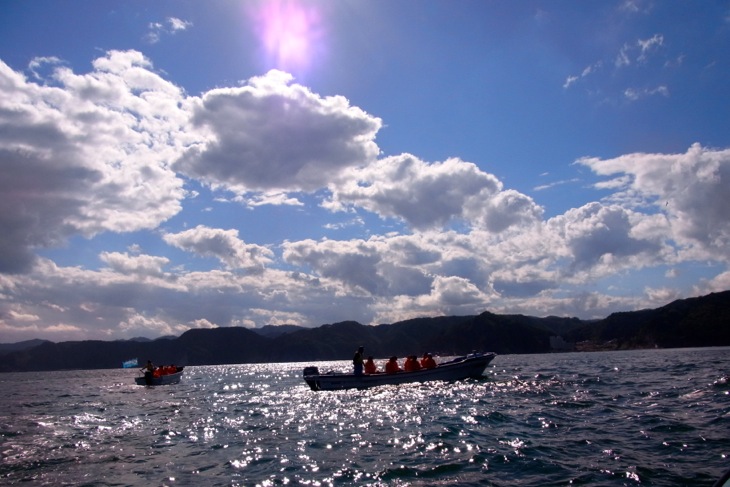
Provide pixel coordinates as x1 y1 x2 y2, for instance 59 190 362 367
1 348 729 486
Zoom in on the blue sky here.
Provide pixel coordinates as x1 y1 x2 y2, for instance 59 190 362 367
1 0 729 342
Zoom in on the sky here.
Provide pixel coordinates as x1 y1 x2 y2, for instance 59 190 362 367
1 0 729 343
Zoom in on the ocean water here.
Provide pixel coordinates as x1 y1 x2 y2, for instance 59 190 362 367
0 348 728 486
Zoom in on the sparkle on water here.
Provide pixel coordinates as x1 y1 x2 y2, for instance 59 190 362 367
0 349 728 486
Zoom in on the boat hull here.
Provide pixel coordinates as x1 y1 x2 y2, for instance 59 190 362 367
303 352 496 391
135 367 185 386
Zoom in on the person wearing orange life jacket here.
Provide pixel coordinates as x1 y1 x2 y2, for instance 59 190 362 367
384 356 401 374
404 355 421 372
420 353 437 369
364 356 378 374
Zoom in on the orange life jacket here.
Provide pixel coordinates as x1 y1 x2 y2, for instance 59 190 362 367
420 357 437 369
364 360 377 374
384 359 400 374
404 357 421 372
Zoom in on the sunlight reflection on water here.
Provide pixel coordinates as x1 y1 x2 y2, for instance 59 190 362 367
1 349 729 485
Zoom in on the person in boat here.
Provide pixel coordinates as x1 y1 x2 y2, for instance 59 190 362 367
353 346 365 376
364 356 378 374
143 360 155 385
420 353 437 369
404 355 421 372
384 356 401 374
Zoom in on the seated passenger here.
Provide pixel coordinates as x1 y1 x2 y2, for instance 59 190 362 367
384 356 401 374
404 355 421 372
364 356 378 374
420 353 437 369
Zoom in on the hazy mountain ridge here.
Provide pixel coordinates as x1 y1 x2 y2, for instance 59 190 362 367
1 291 728 372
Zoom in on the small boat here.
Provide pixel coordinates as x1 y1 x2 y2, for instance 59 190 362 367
303 352 496 391
135 366 185 386
122 358 138 368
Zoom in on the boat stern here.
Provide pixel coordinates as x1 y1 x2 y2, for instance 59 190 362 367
303 366 321 391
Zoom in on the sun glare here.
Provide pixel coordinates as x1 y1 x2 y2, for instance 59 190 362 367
250 0 324 75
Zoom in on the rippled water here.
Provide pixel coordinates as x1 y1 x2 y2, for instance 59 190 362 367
1 348 728 486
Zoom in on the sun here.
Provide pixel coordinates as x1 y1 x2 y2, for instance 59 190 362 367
250 0 325 75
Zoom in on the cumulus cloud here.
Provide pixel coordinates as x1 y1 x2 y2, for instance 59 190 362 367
549 202 665 272
327 154 540 232
100 252 170 278
0 47 727 343
163 225 274 272
283 238 392 296
577 143 730 260
0 51 187 273
176 69 381 194
370 275 493 325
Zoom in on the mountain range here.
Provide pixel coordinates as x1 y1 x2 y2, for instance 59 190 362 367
1 291 728 372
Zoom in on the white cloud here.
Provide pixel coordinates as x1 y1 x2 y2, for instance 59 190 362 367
637 34 664 62
8 309 40 322
468 189 543 233
563 62 602 89
176 70 382 194
0 47 727 343
616 44 632 67
283 238 393 296
168 17 193 32
616 34 664 67
327 154 541 232
119 313 191 337
163 225 274 272
548 202 665 272
701 271 730 294
234 192 304 207
578 143 730 260
0 51 187 273
145 17 193 44
100 252 170 278
624 85 669 101
563 75 579 89
327 155 497 230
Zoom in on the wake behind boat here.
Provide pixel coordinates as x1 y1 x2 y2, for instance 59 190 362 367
135 365 185 386
303 352 496 391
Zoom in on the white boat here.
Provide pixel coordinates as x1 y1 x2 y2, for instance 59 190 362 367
303 352 496 391
135 366 185 386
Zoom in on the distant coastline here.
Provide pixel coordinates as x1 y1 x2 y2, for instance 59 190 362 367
1 290 728 372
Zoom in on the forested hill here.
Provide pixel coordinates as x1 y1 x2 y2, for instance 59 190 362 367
1 291 728 372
